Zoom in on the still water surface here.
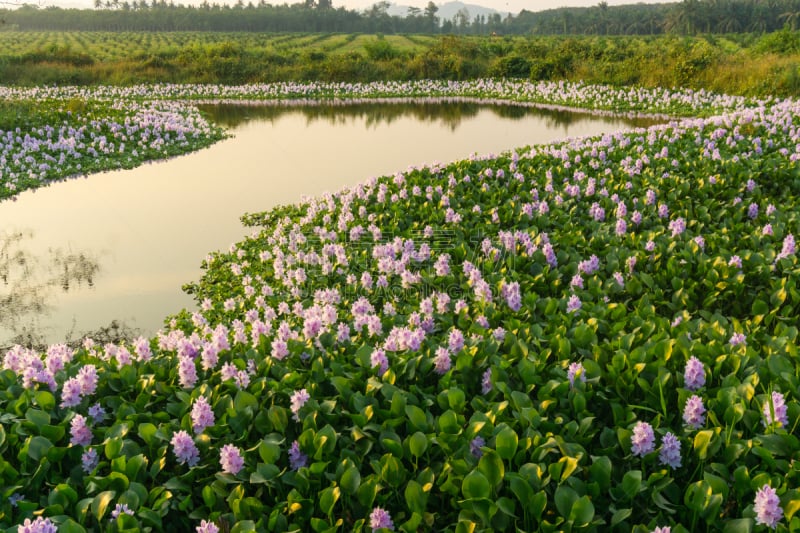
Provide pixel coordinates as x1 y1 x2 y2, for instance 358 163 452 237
0 101 657 346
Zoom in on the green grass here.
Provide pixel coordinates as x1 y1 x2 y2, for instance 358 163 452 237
2 31 800 96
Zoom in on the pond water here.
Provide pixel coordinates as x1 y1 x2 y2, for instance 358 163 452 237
0 101 658 347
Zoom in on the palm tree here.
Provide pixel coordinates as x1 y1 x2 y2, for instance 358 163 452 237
665 0 699 34
779 9 800 30
597 1 609 35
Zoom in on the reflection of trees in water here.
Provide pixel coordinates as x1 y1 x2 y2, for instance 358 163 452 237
51 249 99 292
200 101 660 133
201 101 484 131
0 231 49 332
4 319 142 353
0 230 103 349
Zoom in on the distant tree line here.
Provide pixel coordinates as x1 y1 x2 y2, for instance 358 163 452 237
3 0 800 35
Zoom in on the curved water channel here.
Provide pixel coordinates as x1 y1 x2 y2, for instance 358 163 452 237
0 101 659 347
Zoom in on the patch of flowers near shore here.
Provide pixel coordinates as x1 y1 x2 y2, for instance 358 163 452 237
0 99 224 201
0 79 764 116
2 87 800 531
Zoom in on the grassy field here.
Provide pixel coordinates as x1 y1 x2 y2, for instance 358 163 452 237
1 30 800 97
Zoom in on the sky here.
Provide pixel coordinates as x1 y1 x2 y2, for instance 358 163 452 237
34 0 677 15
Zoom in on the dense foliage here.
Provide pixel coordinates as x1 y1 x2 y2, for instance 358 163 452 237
1 81 800 532
2 31 800 97
5 0 800 36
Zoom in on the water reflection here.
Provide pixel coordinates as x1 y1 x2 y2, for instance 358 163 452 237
199 100 661 132
0 230 107 348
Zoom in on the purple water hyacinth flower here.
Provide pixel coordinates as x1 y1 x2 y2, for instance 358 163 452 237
88 403 106 423
631 421 655 457
82 448 99 473
433 347 451 375
754 484 783 529
171 430 200 467
17 517 57 533
763 224 774 236
659 432 681 469
613 271 624 286
271 338 289 360
645 240 655 252
9 493 23 507
201 343 219 371
434 254 451 276
748 203 759 219
616 218 627 236
60 377 82 408
543 243 557 267
191 396 215 434
566 295 582 313
470 436 485 458
694 235 705 249
684 357 705 390
481 368 492 394
627 256 637 273
668 217 686 237
591 203 605 221
178 356 198 388
337 322 351 343
578 255 600 274
290 389 310 421
473 280 493 303
448 329 465 353
196 520 220 533
369 507 395 531
70 414 92 447
503 281 522 311
729 332 746 346
728 255 742 269
289 440 308 470
570 274 584 290
683 395 706 429
631 210 642 225
651 527 671 533
567 362 586 387
492 327 506 342
77 364 98 396
110 503 134 520
763 391 789 427
777 233 796 262
657 203 669 218
371 348 388 377
220 444 245 475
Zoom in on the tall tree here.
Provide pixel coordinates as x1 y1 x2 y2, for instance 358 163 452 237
424 0 438 31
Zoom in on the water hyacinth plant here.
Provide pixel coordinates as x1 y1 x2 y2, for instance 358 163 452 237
1 80 800 531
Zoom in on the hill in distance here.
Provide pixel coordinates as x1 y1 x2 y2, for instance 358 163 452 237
386 1 510 19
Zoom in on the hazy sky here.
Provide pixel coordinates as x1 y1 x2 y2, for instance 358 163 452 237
347 0 676 13
43 0 677 15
